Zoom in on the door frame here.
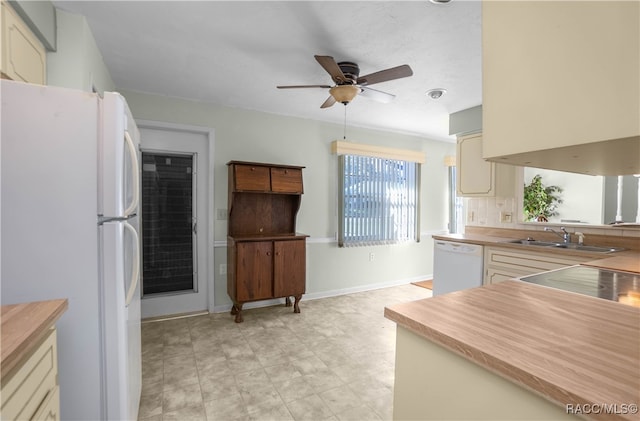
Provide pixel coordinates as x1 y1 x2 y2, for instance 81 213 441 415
137 120 215 315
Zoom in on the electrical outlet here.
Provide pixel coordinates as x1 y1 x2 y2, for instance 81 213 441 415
220 264 227 275
216 209 227 220
500 211 513 223
369 252 375 262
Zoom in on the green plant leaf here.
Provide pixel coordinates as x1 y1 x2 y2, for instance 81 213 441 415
523 175 563 221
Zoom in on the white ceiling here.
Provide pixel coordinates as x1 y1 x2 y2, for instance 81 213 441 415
53 1 482 143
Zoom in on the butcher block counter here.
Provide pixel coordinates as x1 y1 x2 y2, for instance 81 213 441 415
1 299 67 420
385 282 640 420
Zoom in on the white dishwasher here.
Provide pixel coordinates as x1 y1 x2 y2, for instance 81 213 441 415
433 240 484 296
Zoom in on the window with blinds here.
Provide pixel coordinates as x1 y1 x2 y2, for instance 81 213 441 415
339 154 420 247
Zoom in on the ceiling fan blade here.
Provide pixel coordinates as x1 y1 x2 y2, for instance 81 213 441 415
277 84 331 89
320 96 336 108
357 64 413 86
315 55 346 84
359 86 395 103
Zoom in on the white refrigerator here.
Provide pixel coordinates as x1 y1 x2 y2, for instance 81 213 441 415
1 80 142 420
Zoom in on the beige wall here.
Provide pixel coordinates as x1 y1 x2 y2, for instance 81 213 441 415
119 90 455 309
40 6 455 310
46 9 114 94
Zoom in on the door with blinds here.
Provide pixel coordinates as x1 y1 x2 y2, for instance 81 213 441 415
139 126 209 318
142 152 195 295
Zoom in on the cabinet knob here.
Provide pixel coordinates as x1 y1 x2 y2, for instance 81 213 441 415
266 252 271 256
284 169 288 174
251 167 255 171
275 252 280 256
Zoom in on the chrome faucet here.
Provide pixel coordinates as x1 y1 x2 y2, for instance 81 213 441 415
544 226 571 243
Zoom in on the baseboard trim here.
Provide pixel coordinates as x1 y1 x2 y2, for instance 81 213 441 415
211 274 433 314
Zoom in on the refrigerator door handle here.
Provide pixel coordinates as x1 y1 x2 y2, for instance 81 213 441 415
123 131 140 217
124 221 140 307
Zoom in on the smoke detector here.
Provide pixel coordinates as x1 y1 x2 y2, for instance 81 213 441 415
426 88 447 100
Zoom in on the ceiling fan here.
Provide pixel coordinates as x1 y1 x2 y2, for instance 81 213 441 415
277 55 413 108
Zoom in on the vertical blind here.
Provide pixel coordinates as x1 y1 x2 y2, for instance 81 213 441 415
339 154 419 247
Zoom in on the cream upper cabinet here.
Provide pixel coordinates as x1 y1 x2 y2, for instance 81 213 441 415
482 1 640 176
1 1 46 84
456 133 515 197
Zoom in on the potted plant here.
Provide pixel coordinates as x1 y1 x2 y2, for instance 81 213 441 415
523 174 563 222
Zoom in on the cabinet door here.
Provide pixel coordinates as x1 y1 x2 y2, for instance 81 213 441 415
457 134 495 196
271 167 303 193
235 241 273 301
0 2 46 84
234 165 270 191
1 328 57 421
273 240 306 297
32 387 59 421
484 267 529 285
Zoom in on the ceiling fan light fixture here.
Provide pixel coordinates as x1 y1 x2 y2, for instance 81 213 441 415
330 85 360 105
426 88 447 100
429 0 452 4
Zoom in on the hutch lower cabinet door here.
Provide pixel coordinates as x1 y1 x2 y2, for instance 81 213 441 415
235 241 274 302
229 238 306 323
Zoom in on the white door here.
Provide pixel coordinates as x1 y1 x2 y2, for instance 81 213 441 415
139 126 210 318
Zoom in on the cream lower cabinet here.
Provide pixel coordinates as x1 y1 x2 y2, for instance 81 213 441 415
393 326 577 420
1 328 59 421
0 1 46 84
484 246 592 285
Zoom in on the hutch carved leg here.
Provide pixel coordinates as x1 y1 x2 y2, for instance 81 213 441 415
231 303 244 323
285 296 292 307
293 295 302 313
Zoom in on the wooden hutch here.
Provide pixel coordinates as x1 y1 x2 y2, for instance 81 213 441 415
226 161 308 322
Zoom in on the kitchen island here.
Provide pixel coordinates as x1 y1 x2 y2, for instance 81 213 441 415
385 281 639 420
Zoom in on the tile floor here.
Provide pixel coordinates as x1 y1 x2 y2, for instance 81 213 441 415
138 284 432 421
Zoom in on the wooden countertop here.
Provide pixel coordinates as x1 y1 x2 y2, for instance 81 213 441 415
1 299 68 378
433 233 640 272
582 255 640 274
385 281 640 421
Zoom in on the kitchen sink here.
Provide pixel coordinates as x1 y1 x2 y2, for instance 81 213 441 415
503 239 625 253
554 244 626 253
505 239 559 247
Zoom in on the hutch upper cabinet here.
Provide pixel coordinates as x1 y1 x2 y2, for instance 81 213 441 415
226 161 307 323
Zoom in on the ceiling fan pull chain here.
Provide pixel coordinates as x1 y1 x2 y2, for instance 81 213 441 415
343 105 347 140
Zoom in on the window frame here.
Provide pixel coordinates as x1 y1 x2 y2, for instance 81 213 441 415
338 154 421 247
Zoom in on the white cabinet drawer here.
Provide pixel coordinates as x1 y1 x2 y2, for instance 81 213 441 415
486 267 531 285
32 386 59 421
1 328 58 421
483 246 592 285
485 247 590 272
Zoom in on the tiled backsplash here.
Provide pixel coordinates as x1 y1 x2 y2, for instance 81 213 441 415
465 197 640 239
465 197 517 228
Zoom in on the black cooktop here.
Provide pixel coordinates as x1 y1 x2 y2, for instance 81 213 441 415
519 265 640 303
